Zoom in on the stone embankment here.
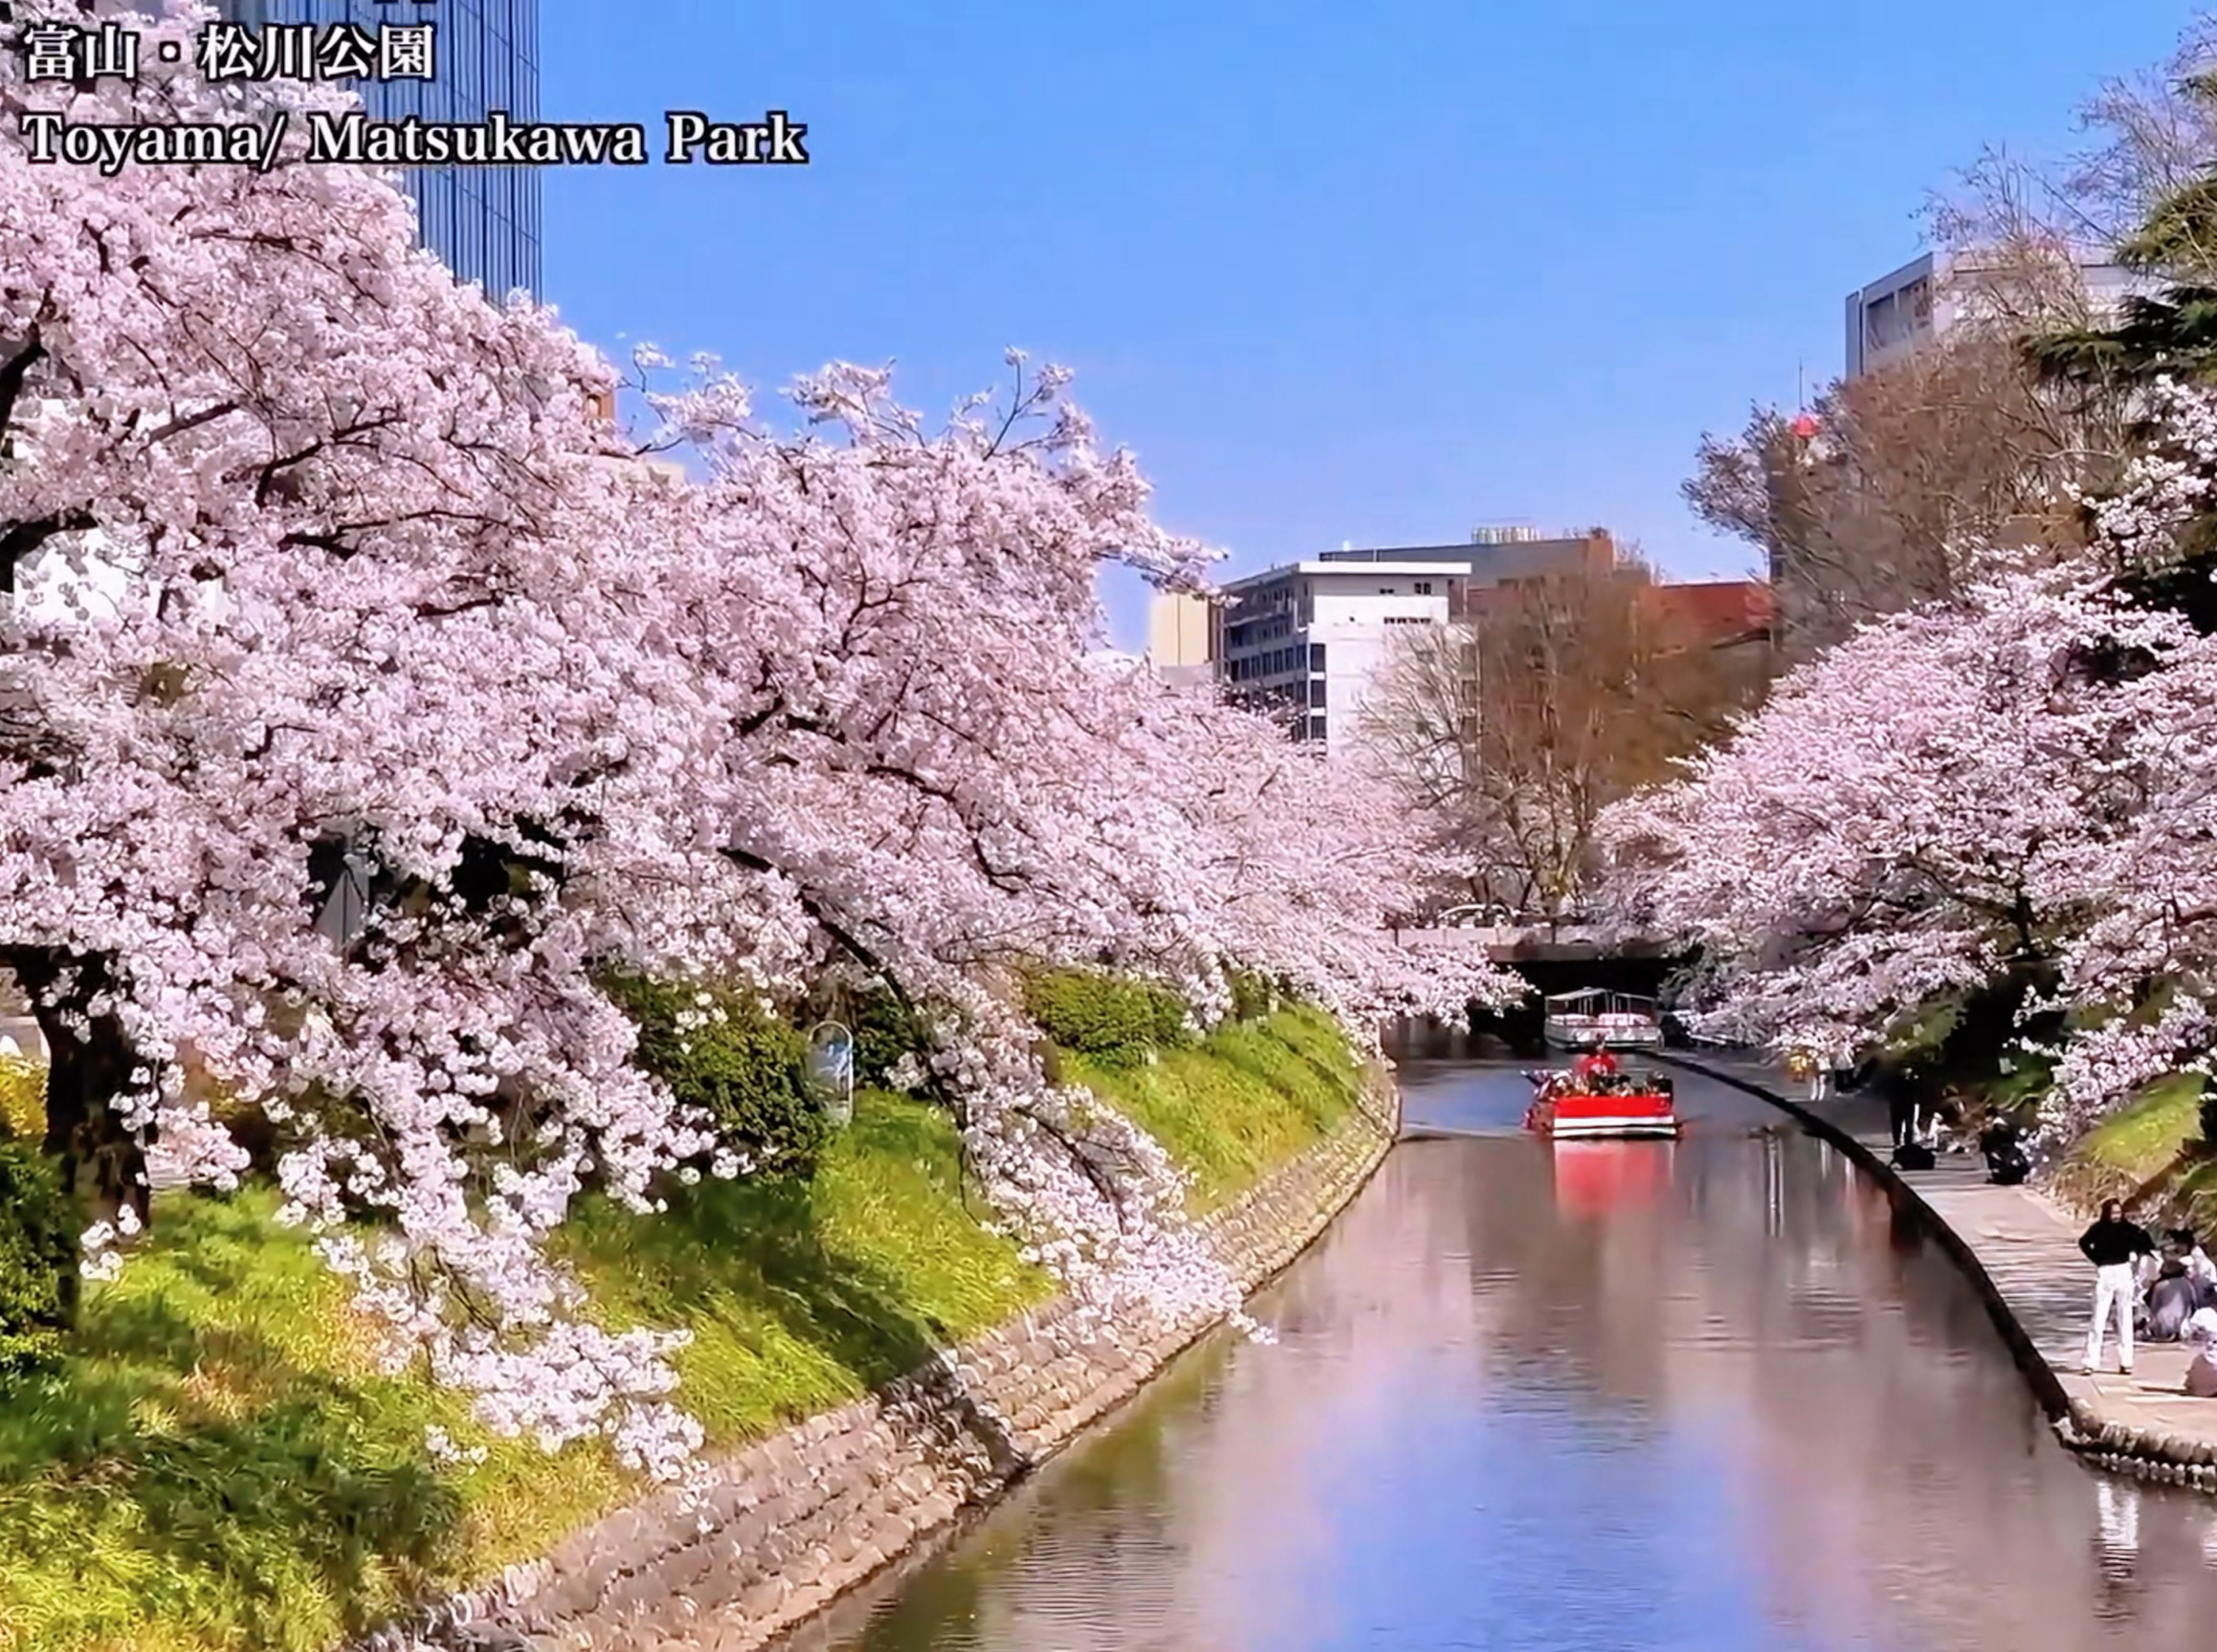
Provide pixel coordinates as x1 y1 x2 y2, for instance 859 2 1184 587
1664 1050 2217 1497
371 1071 1400 1652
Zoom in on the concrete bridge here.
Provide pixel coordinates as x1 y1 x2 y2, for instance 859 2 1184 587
1393 923 1674 965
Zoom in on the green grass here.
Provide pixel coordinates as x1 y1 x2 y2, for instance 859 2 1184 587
0 1090 1046 1652
2078 1073 2204 1180
1061 1005 1364 1212
0 1010 1364 1651
2049 1071 2206 1220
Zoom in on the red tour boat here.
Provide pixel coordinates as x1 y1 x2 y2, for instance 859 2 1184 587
1522 1048 1682 1140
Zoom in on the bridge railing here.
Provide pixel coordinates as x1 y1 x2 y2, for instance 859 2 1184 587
1396 923 1605 949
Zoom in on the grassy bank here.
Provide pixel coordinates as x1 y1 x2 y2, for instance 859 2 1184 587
2049 1072 2217 1223
0 1006 1366 1652
1064 1004 1365 1212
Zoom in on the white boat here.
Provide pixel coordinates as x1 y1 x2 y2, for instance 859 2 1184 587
1542 988 1664 1050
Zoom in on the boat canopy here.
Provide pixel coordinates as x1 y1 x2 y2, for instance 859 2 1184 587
1542 989 1658 1018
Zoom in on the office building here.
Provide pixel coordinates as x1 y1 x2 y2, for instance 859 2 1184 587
1159 530 1621 751
1844 246 2141 379
221 0 542 297
1320 526 1615 591
1216 560 1462 749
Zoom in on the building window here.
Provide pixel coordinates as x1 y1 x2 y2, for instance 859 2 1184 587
1308 678 1327 709
1415 581 1433 594
1310 643 1326 672
1308 714 1327 741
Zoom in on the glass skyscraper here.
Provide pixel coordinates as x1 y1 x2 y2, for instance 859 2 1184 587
220 0 542 297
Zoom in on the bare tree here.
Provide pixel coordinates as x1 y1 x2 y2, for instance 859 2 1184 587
1364 553 1766 925
1684 21 2217 659
1935 17 2217 274
1686 326 2125 656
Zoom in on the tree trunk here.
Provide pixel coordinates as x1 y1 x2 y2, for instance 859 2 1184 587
4 948 146 1320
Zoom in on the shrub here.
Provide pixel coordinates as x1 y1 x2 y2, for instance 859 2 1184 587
0 1137 77 1379
602 973 828 1176
1022 968 1191 1065
847 985 929 1090
0 1055 44 1141
1228 970 1281 1023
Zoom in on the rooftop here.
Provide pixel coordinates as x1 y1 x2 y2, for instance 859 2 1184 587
1645 579 1774 633
1219 560 1472 591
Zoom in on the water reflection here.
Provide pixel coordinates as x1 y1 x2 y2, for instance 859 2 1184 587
792 1063 2217 1652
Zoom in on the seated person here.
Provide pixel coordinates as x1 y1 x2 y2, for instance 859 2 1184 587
2190 1346 2217 1398
2147 1258 2201 1341
1979 1119 2030 1185
2187 1313 2217 1398
2174 1228 2217 1308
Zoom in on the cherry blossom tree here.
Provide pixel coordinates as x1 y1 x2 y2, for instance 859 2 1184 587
1599 376 2217 1144
1597 574 2154 1048
606 353 1522 1331
0 0 1507 1482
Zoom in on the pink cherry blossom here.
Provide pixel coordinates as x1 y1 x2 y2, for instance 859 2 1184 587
1599 374 2217 1145
0 0 1517 1479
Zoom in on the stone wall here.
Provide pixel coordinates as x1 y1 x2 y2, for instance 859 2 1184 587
1659 1052 2217 1497
373 1071 1400 1652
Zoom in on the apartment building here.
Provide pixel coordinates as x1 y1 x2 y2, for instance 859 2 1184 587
1142 528 1620 749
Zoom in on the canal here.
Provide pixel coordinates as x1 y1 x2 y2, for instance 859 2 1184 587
785 1057 2217 1651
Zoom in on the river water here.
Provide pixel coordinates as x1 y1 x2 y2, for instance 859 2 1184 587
787 1058 2217 1651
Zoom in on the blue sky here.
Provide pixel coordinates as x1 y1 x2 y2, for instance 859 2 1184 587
540 0 2197 650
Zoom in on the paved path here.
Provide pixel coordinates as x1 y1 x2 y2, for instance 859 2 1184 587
1669 1048 2217 1478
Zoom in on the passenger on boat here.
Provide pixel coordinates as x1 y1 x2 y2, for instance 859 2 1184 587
1571 1050 1619 1086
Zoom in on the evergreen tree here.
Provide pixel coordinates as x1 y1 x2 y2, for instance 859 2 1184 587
2031 72 2217 390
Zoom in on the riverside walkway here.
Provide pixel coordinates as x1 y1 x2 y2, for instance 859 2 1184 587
1667 1049 2217 1487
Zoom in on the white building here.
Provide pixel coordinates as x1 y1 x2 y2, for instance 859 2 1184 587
1216 560 1460 749
1844 245 2146 379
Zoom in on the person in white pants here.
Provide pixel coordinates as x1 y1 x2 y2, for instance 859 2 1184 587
2080 1200 2157 1376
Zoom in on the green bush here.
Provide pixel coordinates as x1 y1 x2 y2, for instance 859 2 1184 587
603 973 828 1176
0 1137 77 1379
848 985 930 1089
1022 967 1191 1065
0 1054 43 1141
1228 969 1281 1023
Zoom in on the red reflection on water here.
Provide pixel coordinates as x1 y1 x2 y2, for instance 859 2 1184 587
1552 1141 1673 1217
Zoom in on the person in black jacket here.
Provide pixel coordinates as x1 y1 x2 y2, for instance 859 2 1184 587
1979 1119 2030 1185
1884 1066 1918 1148
2080 1200 2157 1376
